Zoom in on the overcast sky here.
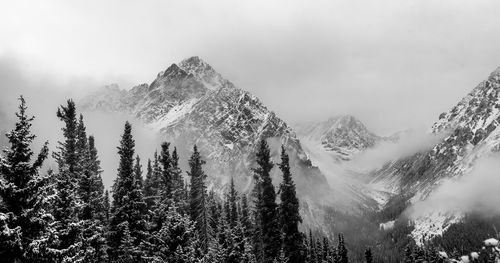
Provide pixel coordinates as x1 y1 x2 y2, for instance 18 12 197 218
2 0 500 134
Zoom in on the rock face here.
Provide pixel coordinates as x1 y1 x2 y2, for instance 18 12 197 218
372 66 500 194
371 66 500 242
81 56 334 231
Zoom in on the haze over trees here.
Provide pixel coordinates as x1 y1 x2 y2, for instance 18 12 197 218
0 97 349 262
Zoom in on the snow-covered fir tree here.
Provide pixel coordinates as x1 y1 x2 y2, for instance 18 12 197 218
278 145 304 263
0 97 54 262
51 100 85 262
109 122 148 261
188 145 210 253
252 139 281 263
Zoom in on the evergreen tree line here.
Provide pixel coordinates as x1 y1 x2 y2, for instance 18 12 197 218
0 97 356 262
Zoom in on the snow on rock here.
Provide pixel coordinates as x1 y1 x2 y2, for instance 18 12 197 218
80 56 335 235
459 255 470 263
411 212 462 246
295 115 385 162
438 251 448 259
369 65 500 244
484 238 499 247
148 98 199 131
379 220 395 230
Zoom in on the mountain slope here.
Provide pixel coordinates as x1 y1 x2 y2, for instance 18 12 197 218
371 66 500 242
80 56 353 233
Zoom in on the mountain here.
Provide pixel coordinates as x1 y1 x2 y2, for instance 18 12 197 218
371 66 500 242
296 115 387 162
80 56 343 233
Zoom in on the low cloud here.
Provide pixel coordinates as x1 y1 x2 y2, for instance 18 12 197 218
408 155 500 218
0 56 161 189
348 128 448 172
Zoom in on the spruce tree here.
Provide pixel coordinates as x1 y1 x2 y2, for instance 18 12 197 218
0 96 54 262
337 234 348 263
309 231 316 263
159 142 172 200
144 151 162 210
171 147 186 211
87 135 106 221
315 238 322 263
75 118 108 262
228 177 239 229
188 145 209 252
103 190 110 223
322 237 330 262
51 99 84 261
150 206 198 263
278 145 304 263
364 248 373 263
240 194 252 239
252 139 280 263
109 122 148 261
134 155 143 190
53 99 78 173
143 157 155 210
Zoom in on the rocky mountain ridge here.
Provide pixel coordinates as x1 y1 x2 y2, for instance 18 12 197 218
80 56 360 235
370 66 500 243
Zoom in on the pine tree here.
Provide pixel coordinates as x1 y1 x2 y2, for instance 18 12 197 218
75 117 108 262
171 147 186 211
364 248 373 263
207 191 220 238
278 145 304 263
0 96 54 262
103 190 110 223
53 99 78 173
404 245 413 263
337 234 348 263
116 222 136 263
144 151 162 211
322 237 330 262
309 231 316 263
109 122 148 261
75 114 88 175
240 194 252 239
159 142 172 200
188 145 209 252
51 99 84 261
134 155 143 190
252 139 280 263
315 238 323 263
153 207 198 262
228 177 239 229
87 135 106 221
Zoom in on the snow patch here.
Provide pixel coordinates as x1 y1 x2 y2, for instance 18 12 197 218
148 98 199 131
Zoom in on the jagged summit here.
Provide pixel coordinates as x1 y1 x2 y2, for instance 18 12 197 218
296 115 382 161
178 56 229 90
488 65 500 80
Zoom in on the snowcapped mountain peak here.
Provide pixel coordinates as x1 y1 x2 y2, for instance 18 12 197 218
161 63 187 79
296 115 382 161
488 65 500 80
178 56 229 90
81 56 329 197
179 56 206 68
